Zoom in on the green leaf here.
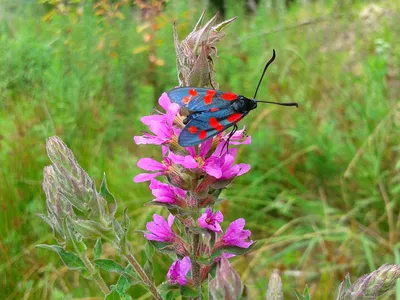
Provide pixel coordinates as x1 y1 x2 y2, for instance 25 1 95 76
123 265 142 285
95 259 126 273
95 259 140 285
294 285 311 300
64 217 87 254
158 282 179 300
36 244 87 271
149 240 175 254
100 173 117 216
108 267 134 300
116 208 131 254
105 290 122 300
94 238 102 259
180 285 200 297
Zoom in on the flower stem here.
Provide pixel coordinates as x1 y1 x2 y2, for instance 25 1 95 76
80 254 110 295
125 251 163 300
192 232 201 299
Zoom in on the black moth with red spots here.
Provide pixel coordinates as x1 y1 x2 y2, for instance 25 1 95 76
167 50 299 147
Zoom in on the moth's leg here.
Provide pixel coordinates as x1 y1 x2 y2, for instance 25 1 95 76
220 124 238 156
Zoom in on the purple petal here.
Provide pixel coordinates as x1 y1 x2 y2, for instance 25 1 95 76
173 186 187 198
141 114 165 126
180 256 191 275
168 152 198 169
133 172 162 183
214 211 224 222
158 93 171 111
204 162 223 179
199 139 213 157
186 146 196 157
137 158 164 171
167 214 175 227
149 120 171 139
134 135 164 145
236 163 251 176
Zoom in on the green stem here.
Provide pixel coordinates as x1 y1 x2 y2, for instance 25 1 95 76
80 254 110 295
125 251 163 300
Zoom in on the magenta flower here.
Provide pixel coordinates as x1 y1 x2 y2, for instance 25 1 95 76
222 218 252 248
134 93 180 145
168 140 250 180
144 214 176 243
133 146 173 182
198 208 223 233
204 148 250 180
167 256 191 286
149 179 186 204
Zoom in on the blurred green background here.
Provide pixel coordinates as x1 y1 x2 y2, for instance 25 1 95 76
0 0 399 299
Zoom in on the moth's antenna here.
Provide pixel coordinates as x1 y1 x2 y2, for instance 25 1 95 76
253 49 276 99
257 100 298 108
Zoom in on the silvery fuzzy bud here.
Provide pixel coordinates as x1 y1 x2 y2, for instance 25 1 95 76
266 269 283 300
209 255 246 300
174 10 236 88
41 136 117 242
39 165 75 244
337 264 400 300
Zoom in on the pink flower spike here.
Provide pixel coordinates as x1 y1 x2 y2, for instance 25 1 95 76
144 214 176 243
149 179 186 204
198 208 224 233
222 218 252 248
167 256 191 286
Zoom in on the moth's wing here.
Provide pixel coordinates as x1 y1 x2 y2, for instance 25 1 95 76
167 87 239 112
178 107 248 147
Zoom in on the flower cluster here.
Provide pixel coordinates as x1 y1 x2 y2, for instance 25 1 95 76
134 92 254 288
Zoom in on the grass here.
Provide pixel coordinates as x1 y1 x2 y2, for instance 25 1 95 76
0 0 399 298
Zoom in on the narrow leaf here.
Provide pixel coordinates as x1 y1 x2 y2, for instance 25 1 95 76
36 244 86 271
94 238 102 259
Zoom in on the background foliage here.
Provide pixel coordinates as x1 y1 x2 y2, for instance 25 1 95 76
0 0 399 298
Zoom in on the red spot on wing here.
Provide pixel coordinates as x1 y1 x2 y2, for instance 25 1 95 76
227 113 242 123
199 130 207 140
182 96 191 104
210 107 220 112
221 92 237 101
189 89 198 96
209 117 224 132
204 90 217 105
188 126 198 134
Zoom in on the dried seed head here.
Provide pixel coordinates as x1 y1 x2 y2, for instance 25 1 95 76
174 11 236 88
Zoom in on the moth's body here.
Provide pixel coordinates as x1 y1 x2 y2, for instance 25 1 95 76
167 88 261 147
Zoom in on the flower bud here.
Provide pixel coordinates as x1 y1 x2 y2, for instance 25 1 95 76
266 269 283 300
209 255 246 299
337 264 400 299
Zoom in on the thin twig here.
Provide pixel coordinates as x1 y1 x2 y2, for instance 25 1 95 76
125 252 163 300
233 14 344 46
378 182 396 245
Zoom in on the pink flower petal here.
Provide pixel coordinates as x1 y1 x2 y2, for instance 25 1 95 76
133 172 162 183
137 158 164 171
158 93 171 111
